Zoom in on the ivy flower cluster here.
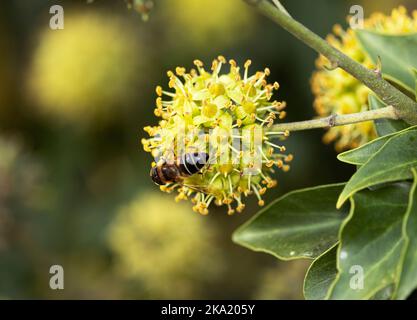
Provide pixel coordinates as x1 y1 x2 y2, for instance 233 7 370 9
142 57 293 215
312 6 417 151
107 192 222 298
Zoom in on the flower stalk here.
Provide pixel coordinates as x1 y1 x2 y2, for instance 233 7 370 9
270 105 398 132
244 0 417 126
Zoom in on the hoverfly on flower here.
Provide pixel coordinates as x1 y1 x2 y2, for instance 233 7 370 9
142 57 293 215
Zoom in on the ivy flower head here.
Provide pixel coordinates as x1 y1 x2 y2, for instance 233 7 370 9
142 57 292 215
160 0 253 50
312 6 417 151
107 192 222 298
28 11 144 125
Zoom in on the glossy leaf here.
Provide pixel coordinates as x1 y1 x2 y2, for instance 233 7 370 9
232 184 349 260
396 169 417 299
303 246 338 300
337 126 417 166
356 30 417 93
328 183 411 299
337 130 417 208
368 94 409 136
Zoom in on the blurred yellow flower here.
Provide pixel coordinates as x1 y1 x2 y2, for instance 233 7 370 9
107 192 222 298
28 11 145 125
160 0 254 49
312 6 417 151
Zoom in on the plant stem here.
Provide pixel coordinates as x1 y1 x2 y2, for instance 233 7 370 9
269 106 398 132
244 0 417 125
271 0 291 17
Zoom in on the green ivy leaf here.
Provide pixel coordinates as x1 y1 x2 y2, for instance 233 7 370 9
232 184 348 260
337 130 417 208
396 169 417 299
328 183 411 299
303 246 338 300
368 94 409 136
337 126 417 166
356 30 417 93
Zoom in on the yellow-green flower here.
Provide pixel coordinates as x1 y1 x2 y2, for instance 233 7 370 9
160 0 254 49
28 11 144 125
107 192 222 298
312 6 417 151
142 57 292 215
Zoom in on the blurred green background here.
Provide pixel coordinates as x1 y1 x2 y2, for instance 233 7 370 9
0 0 415 299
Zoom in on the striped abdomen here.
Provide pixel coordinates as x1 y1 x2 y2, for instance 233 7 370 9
150 152 209 186
178 152 209 176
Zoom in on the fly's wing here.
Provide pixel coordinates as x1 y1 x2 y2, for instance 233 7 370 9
180 182 214 196
163 175 210 193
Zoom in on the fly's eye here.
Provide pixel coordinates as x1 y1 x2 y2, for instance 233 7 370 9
150 166 164 185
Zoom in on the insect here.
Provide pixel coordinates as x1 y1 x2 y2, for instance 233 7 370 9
150 152 210 186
